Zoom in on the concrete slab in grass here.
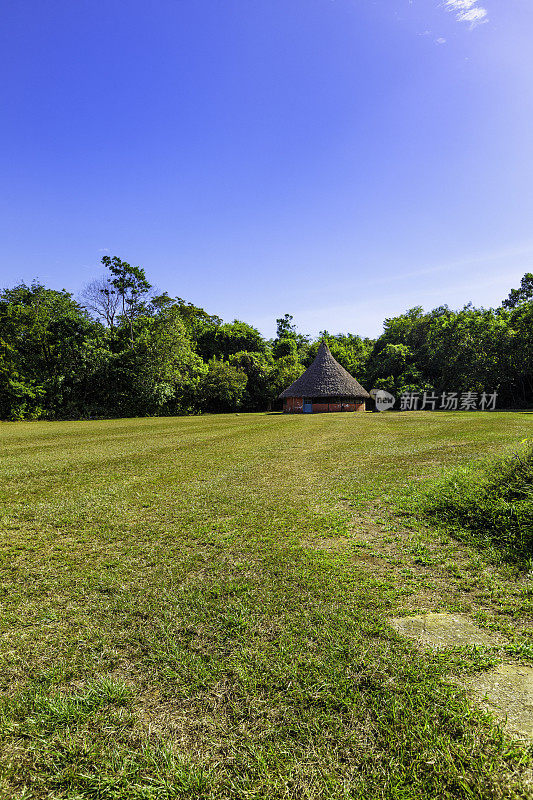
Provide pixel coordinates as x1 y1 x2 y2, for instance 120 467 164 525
390 613 533 740
459 664 533 740
389 612 505 649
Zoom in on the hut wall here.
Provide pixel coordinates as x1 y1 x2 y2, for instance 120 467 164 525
283 397 304 413
311 400 366 413
313 402 337 413
283 398 366 413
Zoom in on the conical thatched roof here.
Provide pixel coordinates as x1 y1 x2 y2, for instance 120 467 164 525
279 342 370 399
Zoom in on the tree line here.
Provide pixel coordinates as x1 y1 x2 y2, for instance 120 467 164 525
0 257 531 420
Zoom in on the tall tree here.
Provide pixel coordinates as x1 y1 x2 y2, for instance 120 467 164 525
80 275 120 328
197 320 266 361
502 273 533 309
97 306 207 416
228 351 274 410
0 282 106 419
276 313 297 339
101 255 152 344
200 360 248 412
273 314 310 361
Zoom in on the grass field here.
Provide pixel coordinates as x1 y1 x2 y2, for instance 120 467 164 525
1 411 533 799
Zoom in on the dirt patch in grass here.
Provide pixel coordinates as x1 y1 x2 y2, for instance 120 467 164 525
306 501 533 635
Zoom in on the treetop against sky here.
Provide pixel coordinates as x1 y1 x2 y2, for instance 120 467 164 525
1 0 531 337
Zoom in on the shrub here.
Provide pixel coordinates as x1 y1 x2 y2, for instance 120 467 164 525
417 441 533 561
199 359 248 412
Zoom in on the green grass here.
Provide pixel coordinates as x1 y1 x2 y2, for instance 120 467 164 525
415 440 533 562
1 411 533 799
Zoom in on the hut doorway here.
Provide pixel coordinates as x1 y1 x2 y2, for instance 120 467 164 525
303 398 312 413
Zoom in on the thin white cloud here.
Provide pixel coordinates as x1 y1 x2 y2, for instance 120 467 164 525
445 0 488 26
435 37 446 44
446 0 478 9
457 7 488 23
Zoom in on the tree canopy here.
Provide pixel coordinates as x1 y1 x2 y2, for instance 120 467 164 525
0 260 530 419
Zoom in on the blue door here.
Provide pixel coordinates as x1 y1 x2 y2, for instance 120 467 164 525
303 398 312 413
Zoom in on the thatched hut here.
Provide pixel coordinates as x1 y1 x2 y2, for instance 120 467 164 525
279 342 370 413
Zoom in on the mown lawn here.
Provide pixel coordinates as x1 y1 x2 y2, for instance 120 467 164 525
1 411 532 799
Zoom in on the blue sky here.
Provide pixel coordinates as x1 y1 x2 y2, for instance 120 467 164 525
1 0 532 338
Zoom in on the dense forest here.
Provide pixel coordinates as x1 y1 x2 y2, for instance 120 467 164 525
0 257 531 419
